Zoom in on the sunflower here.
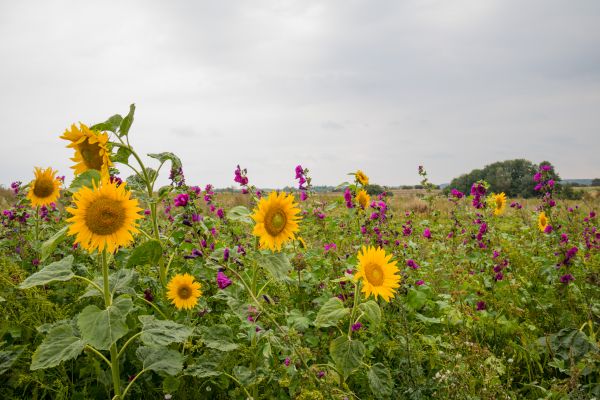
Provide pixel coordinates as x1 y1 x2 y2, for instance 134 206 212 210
66 178 142 253
27 167 61 207
355 170 369 186
356 189 370 209
60 123 112 177
490 192 507 216
167 273 202 310
252 191 301 252
538 211 548 232
354 246 400 302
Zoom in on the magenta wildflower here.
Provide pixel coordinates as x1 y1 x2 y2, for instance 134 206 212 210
284 357 291 367
344 188 354 208
324 243 337 252
143 288 154 302
174 193 189 207
476 301 486 311
560 274 574 284
217 271 232 289
406 259 420 269
351 322 362 332
223 248 230 262
450 189 464 199
423 228 431 239
217 208 224 219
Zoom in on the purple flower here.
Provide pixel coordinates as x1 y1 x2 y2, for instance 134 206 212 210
544 225 553 234
223 248 230 262
217 208 224 219
217 271 232 289
344 188 354 208
416 279 425 286
174 193 189 207
494 272 504 281
324 243 337 252
533 172 542 182
476 301 486 311
423 228 431 239
284 357 291 367
144 288 154 302
406 259 420 269
317 371 325 379
300 191 308 201
32 258 40 266
450 189 464 199
560 274 574 284
541 165 552 171
351 322 362 332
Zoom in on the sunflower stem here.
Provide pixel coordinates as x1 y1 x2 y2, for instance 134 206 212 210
347 280 360 339
34 206 40 244
102 250 122 398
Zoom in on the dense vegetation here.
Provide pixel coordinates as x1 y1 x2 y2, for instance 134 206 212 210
1 106 599 400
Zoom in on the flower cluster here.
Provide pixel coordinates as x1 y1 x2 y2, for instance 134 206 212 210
470 182 487 209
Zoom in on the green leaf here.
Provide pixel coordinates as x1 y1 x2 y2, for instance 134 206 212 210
184 361 222 378
80 269 138 298
227 205 252 224
19 255 74 289
358 300 381 326
119 104 135 137
148 152 182 171
0 345 25 375
329 336 365 378
40 226 69 262
91 114 123 133
368 363 393 398
77 295 133 350
200 325 239 352
259 252 292 282
406 288 427 310
69 169 101 192
112 146 132 165
31 323 85 370
126 240 163 268
125 173 147 193
0 296 5 302
139 315 193 346
287 309 311 332
314 298 350 328
136 346 183 376
233 365 255 386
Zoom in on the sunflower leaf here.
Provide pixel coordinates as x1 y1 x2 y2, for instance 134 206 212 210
69 170 101 192
139 315 193 346
79 269 138 299
119 104 135 137
112 146 132 165
358 300 381 326
40 226 69 262
227 205 252 224
329 336 365 378
91 114 123 133
77 295 133 350
126 240 163 268
0 345 25 375
19 255 74 289
147 152 183 171
259 252 292 282
314 297 350 328
31 323 85 370
136 346 183 376
199 325 239 352
368 363 393 398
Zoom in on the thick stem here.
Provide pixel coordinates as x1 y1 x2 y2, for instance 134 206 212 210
102 250 121 398
347 281 360 338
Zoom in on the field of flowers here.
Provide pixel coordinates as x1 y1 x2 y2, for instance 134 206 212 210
1 106 599 400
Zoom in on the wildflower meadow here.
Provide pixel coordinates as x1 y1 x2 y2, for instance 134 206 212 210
1 105 599 399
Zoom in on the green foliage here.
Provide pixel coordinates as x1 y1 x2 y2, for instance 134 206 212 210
77 296 133 350
31 323 85 370
329 336 365 378
19 255 74 289
314 297 350 328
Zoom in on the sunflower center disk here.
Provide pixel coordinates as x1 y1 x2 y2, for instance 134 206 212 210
33 178 55 198
365 263 385 286
265 209 287 236
177 286 192 300
496 198 503 208
85 197 126 235
78 139 104 170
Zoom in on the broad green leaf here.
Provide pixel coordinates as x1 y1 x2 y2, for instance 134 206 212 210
19 255 74 289
112 146 132 164
184 361 222 378
287 309 311 332
80 269 138 298
406 288 427 310
200 325 239 352
91 114 123 133
233 365 256 386
31 323 85 370
358 300 381 326
329 336 365 378
77 296 133 350
259 252 292 282
368 363 393 398
40 226 68 262
227 205 252 224
126 240 163 268
69 169 101 192
0 296 5 302
136 346 183 376
314 298 350 328
0 345 25 375
139 315 193 346
119 104 135 137
126 173 147 193
148 152 182 170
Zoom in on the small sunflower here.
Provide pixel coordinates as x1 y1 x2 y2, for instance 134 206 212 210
538 211 548 232
297 236 308 249
356 189 371 209
355 170 369 186
354 246 400 302
60 123 112 177
167 273 202 310
66 178 142 253
252 192 301 252
27 167 61 207
490 192 507 216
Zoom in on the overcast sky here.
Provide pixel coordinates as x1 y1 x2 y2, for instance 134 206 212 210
1 0 599 188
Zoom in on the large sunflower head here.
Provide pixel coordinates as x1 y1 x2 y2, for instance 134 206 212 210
538 211 548 232
167 273 202 310
490 192 507 216
354 246 400 302
26 167 61 207
252 191 301 252
60 123 112 177
66 178 142 253
355 170 369 186
356 189 371 209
